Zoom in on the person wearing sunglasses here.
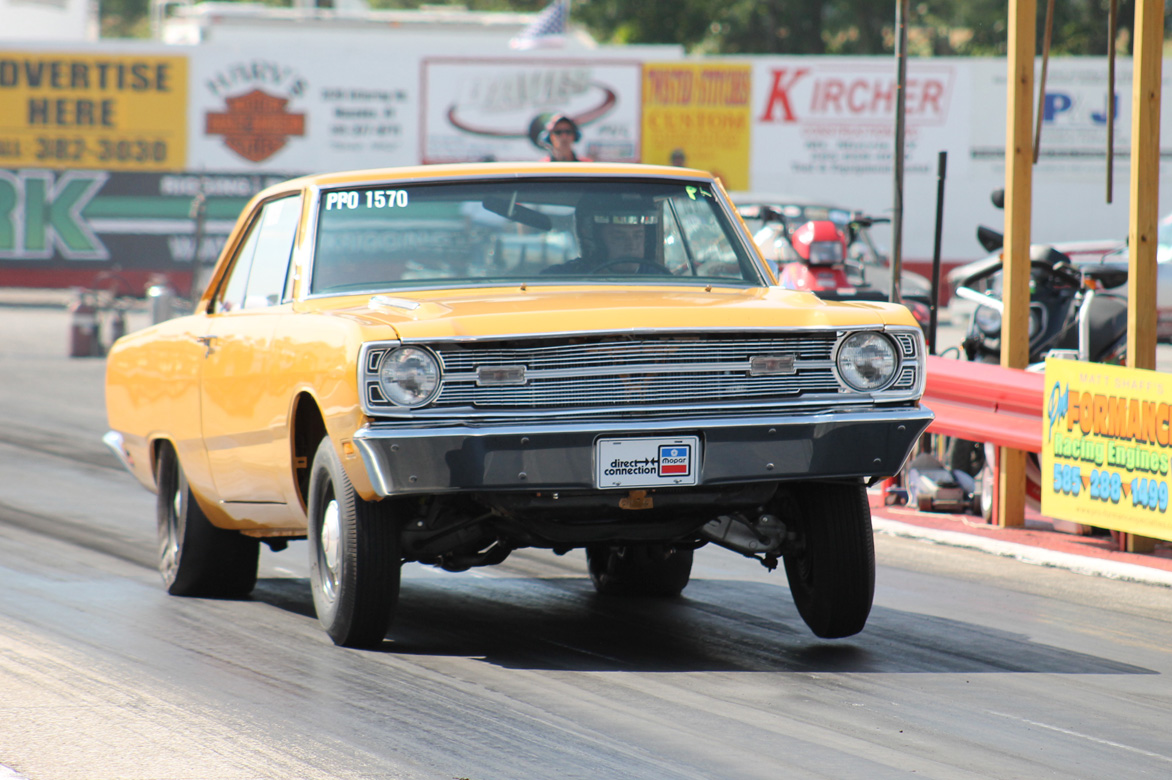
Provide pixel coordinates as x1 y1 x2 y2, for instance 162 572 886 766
540 114 591 162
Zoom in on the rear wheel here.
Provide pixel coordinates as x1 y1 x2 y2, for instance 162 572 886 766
945 437 984 477
307 438 401 648
155 443 259 598
783 482 874 639
586 544 693 597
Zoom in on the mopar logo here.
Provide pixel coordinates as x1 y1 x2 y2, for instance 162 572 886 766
658 445 691 476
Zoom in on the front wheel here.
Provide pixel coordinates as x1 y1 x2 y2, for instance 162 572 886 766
307 438 401 648
155 442 259 598
783 482 875 639
586 544 693 597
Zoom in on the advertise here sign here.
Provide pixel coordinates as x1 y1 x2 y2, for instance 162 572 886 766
0 51 188 171
1042 359 1172 540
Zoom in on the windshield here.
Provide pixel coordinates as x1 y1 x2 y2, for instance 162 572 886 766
310 179 762 294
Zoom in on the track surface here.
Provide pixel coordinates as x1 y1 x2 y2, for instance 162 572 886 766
2 307 1172 779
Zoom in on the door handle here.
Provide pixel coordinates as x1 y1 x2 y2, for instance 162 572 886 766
195 334 218 357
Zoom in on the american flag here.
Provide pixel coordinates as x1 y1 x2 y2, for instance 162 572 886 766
509 0 569 50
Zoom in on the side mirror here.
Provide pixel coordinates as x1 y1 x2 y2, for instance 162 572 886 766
991 189 1005 209
977 225 1004 253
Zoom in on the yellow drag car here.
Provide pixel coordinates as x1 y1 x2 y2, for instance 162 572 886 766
104 162 931 648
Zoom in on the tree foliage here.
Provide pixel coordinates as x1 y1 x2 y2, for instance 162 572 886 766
101 0 1165 54
573 0 1156 57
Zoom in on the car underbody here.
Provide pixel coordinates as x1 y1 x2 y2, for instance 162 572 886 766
397 481 795 572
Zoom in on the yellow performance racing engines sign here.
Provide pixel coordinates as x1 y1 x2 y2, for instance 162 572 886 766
0 52 187 171
1043 358 1172 540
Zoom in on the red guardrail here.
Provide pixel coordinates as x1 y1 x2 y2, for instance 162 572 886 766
922 356 1044 452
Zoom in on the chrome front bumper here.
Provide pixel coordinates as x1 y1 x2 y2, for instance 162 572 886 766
352 407 933 497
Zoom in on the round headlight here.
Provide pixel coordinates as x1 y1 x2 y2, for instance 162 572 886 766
974 305 1002 336
837 332 898 391
378 347 441 407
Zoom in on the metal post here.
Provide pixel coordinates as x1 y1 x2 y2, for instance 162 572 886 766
928 151 947 356
1107 0 1118 203
890 0 909 306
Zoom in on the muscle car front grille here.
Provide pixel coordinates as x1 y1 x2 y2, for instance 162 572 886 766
436 337 837 371
437 370 840 407
359 331 924 416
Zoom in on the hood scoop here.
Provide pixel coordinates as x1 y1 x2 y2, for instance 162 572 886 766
368 295 451 319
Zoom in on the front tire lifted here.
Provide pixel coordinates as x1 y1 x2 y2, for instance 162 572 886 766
155 442 259 598
307 438 402 648
782 481 875 639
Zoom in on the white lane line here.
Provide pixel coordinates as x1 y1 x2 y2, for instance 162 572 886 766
989 711 1172 763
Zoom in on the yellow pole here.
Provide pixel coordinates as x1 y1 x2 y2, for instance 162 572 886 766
1127 0 1163 373
998 0 1036 528
1122 0 1164 553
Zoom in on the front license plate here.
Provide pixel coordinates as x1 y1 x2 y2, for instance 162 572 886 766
596 436 700 489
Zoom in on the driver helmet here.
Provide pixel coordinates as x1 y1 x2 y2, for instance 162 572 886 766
575 191 660 263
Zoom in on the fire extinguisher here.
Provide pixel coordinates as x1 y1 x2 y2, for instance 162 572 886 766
68 289 100 358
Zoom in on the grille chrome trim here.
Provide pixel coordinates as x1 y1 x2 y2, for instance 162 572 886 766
358 328 924 419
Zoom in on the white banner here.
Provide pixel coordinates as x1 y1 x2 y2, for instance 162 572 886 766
187 49 420 173
421 57 642 164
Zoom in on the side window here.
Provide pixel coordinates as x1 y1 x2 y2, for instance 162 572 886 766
214 195 301 313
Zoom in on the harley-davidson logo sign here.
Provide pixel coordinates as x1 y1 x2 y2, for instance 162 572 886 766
205 88 306 163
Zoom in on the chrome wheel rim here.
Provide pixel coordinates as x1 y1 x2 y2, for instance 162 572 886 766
159 481 182 579
318 498 342 602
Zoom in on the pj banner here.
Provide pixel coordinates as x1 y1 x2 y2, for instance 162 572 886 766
1043 359 1172 541
641 62 751 191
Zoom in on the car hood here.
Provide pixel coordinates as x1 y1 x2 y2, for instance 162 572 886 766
304 285 916 341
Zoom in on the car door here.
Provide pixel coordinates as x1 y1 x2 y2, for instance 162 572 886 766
201 194 301 504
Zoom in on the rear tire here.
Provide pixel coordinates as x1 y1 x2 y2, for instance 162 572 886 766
945 437 984 477
155 443 259 598
586 544 693 597
783 482 874 639
307 438 401 648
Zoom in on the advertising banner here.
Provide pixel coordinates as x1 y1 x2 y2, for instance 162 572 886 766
641 62 751 190
747 57 970 264
969 58 1172 180
0 51 188 172
421 57 642 163
188 52 418 173
0 168 275 294
1042 359 1172 541
750 58 967 186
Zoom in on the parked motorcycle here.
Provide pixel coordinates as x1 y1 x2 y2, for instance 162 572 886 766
952 225 1129 367
772 215 932 328
943 224 1129 518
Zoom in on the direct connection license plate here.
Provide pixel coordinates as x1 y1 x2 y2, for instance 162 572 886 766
595 436 700 489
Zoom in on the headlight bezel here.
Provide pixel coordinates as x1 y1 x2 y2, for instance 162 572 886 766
377 345 442 408
974 305 1002 336
835 331 900 392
